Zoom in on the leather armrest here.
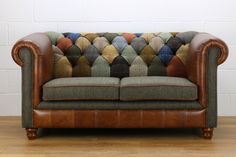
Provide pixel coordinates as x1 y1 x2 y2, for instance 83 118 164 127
12 33 53 107
186 33 228 106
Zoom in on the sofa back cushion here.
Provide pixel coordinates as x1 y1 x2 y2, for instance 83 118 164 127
46 31 198 78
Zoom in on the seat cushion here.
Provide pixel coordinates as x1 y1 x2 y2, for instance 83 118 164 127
120 76 198 101
43 77 120 101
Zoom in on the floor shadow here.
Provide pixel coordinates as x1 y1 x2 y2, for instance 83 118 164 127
38 128 202 139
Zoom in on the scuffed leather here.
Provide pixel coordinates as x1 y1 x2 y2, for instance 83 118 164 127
33 109 206 128
12 33 53 107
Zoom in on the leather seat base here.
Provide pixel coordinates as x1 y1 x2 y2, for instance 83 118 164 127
33 109 206 128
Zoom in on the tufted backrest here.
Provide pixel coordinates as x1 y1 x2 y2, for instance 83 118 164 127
46 31 198 79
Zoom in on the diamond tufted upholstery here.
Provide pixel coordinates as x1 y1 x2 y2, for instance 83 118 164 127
12 30 228 139
47 31 198 79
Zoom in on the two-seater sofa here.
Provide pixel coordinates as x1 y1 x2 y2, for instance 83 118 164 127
12 31 228 139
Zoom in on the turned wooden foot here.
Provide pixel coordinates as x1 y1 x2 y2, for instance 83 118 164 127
202 128 213 139
25 128 38 140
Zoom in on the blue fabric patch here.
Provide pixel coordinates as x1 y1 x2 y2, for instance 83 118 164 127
135 33 142 37
112 36 128 53
158 45 174 65
67 33 80 43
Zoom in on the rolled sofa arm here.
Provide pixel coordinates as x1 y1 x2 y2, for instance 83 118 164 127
187 33 228 106
12 33 53 107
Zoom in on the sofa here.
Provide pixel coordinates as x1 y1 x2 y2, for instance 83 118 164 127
11 31 228 140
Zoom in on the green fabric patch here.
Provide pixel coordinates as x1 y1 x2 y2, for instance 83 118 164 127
46 31 64 45
121 45 137 65
92 56 110 77
148 56 166 76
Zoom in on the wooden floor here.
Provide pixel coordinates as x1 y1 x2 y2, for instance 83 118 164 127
0 117 236 157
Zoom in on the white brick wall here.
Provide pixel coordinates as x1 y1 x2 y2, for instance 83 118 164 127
0 0 236 116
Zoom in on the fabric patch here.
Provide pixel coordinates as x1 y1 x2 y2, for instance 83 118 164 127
158 32 173 43
167 56 187 77
141 33 155 43
102 45 119 64
65 45 81 66
129 56 148 76
110 56 129 78
122 33 136 44
103 33 119 43
75 37 91 52
176 44 189 65
131 37 147 53
46 32 64 45
54 56 72 78
112 36 128 53
57 37 73 52
93 37 109 52
148 56 166 76
139 45 156 65
149 36 165 54
85 33 99 42
121 45 137 65
176 31 198 44
92 56 110 77
134 33 142 37
65 33 80 43
158 45 174 65
52 45 64 56
73 56 91 77
166 37 184 53
83 45 100 65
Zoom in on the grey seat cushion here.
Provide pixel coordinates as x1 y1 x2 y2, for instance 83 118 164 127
120 76 198 101
43 77 120 101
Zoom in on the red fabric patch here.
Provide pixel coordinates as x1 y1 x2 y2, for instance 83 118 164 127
57 37 73 52
167 56 187 77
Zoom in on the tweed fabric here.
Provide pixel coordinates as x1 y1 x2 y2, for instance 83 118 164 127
120 76 197 101
19 48 34 128
206 48 220 128
46 31 198 78
38 100 202 110
43 77 120 101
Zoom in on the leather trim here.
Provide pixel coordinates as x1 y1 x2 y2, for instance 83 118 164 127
187 33 228 106
33 109 206 128
12 33 53 108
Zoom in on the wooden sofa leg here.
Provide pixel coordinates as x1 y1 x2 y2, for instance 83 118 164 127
25 128 38 140
202 128 213 139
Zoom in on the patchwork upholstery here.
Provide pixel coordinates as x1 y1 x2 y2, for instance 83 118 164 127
47 31 198 79
120 76 197 101
43 77 120 101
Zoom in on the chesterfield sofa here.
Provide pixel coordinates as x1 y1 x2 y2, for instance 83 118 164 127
12 31 228 140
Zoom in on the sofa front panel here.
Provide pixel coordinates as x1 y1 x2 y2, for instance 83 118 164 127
47 31 198 79
33 109 206 128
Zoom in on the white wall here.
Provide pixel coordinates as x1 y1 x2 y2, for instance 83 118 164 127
0 0 235 116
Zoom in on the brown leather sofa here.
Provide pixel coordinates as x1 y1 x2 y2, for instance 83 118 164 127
12 31 228 139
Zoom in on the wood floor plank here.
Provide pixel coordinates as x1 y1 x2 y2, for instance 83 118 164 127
0 116 236 157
